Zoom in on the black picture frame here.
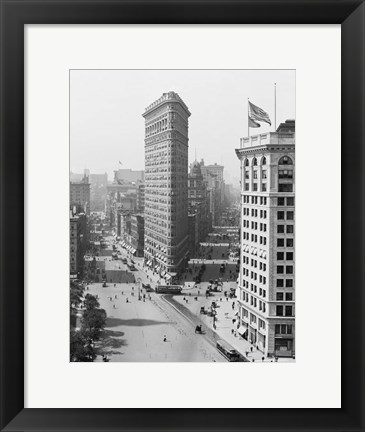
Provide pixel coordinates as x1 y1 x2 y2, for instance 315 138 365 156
1 1 364 431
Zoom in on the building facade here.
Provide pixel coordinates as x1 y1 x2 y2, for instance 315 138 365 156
200 161 225 225
235 120 295 358
70 174 91 216
143 92 190 278
137 182 145 212
131 213 145 257
70 212 87 278
114 169 144 184
188 160 211 254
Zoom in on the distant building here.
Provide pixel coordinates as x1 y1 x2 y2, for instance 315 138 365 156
89 173 108 212
137 183 145 212
131 213 145 257
143 91 190 279
106 184 138 231
188 160 211 254
200 161 225 225
235 119 295 358
70 173 90 216
114 169 144 184
70 211 87 278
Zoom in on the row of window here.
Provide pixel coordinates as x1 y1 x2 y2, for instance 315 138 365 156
277 211 294 220
242 257 267 271
278 238 294 247
277 252 294 260
278 225 294 234
276 292 294 301
275 324 293 335
241 281 267 298
276 305 293 316
276 279 294 287
277 266 294 274
278 197 294 206
242 233 267 245
243 196 267 205
243 208 267 218
244 182 267 192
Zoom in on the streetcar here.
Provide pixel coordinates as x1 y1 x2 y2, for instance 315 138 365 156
216 340 245 362
155 285 182 294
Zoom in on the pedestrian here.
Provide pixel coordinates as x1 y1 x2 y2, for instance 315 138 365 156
115 295 117 299
231 329 234 334
113 304 116 309
126 298 129 303
163 335 167 342
250 346 253 353
262 356 265 362
114 283 116 287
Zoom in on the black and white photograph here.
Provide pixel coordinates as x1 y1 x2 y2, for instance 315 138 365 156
69 69 295 363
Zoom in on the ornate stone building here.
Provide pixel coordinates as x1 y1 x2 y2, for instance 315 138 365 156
143 92 190 279
235 119 295 358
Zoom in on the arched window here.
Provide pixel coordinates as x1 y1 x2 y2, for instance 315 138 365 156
278 156 293 165
245 159 249 167
253 157 258 166
262 156 266 165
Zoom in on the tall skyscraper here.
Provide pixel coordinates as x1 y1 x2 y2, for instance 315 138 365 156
143 92 190 280
235 120 295 358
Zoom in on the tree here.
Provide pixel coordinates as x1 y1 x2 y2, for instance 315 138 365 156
81 308 107 341
84 293 100 310
70 280 84 309
70 329 95 362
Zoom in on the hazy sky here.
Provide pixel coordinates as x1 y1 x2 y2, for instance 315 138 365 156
70 69 295 183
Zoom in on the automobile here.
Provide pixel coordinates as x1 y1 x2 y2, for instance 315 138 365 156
200 307 206 314
209 279 214 284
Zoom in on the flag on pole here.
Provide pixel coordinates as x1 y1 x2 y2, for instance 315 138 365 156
249 101 271 126
248 117 261 128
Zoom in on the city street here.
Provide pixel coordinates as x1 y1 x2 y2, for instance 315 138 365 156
87 281 225 362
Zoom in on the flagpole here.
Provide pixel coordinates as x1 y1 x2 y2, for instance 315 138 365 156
274 83 277 131
247 98 250 139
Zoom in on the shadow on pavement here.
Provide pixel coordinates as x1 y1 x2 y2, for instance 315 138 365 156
96 329 127 356
106 317 172 327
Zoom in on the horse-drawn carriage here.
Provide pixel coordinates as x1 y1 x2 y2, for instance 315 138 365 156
195 325 203 334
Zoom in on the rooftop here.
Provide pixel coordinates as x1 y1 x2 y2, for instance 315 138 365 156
143 91 191 116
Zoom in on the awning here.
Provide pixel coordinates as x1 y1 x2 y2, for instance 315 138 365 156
161 271 166 277
165 274 172 280
234 311 239 316
238 328 248 337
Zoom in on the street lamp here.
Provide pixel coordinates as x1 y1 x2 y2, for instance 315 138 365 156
137 277 142 301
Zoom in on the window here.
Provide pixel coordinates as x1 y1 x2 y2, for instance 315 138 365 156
278 197 285 206
245 171 249 179
253 183 258 191
277 238 284 247
287 197 294 206
285 305 293 316
276 279 284 287
277 252 284 260
286 279 293 288
286 238 294 247
245 159 249 167
286 266 293 274
276 292 284 301
279 184 293 192
279 170 293 179
277 211 285 220
287 211 294 220
245 183 249 191
286 293 293 301
277 266 284 274
262 183 267 192
278 156 293 165
253 170 258 179
253 157 258 166
276 305 284 316
287 225 294 234
262 170 267 179
286 252 294 260
262 156 266 165
277 225 285 233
